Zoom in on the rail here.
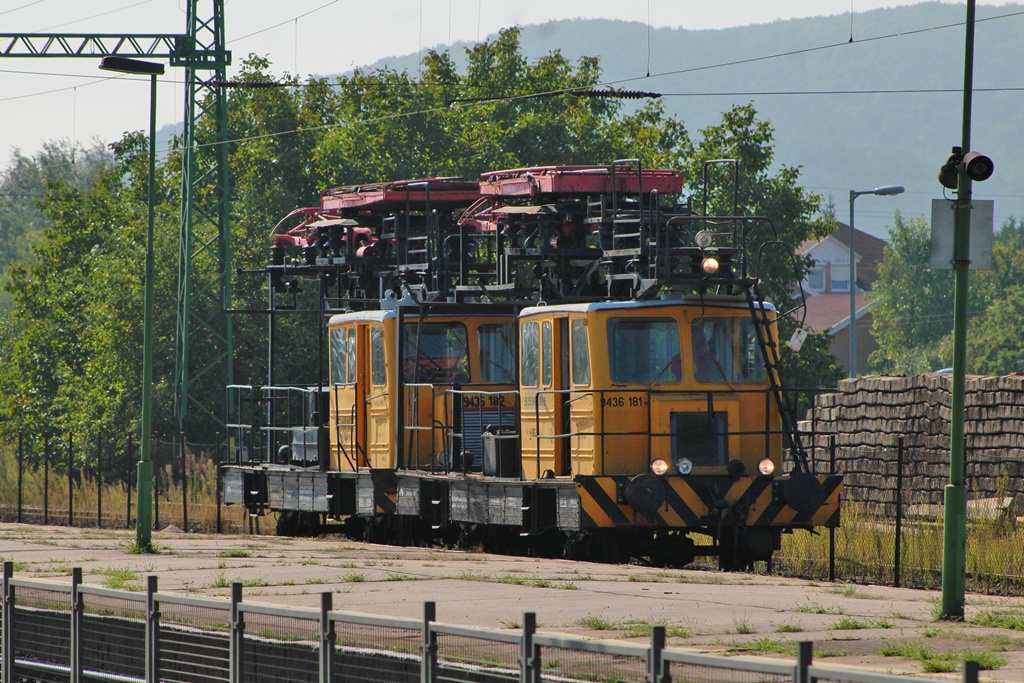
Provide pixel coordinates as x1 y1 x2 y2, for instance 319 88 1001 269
0 562 979 683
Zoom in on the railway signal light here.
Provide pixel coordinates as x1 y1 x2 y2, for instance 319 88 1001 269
938 146 994 189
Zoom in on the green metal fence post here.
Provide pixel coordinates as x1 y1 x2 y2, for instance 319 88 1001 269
146 575 158 683
648 625 666 683
895 436 904 588
962 659 979 683
230 582 244 683
521 612 538 683
16 433 23 524
422 601 437 683
2 561 14 683
44 434 50 525
71 567 82 683
319 592 334 683
795 641 812 683
97 432 103 528
68 431 74 526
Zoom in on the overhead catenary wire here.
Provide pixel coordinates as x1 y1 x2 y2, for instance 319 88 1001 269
2 9 1022 108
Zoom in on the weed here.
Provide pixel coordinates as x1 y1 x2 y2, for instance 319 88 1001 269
100 567 142 590
497 574 529 586
826 585 877 599
733 616 755 635
343 572 367 583
736 638 795 655
970 608 1024 630
217 549 252 558
620 619 692 639
385 574 417 581
795 600 843 615
627 574 663 583
209 572 230 589
776 623 804 633
577 615 616 631
122 541 159 555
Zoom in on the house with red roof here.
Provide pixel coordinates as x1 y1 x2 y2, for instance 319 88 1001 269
797 224 888 375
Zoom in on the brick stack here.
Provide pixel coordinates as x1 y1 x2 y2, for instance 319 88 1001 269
803 374 1024 516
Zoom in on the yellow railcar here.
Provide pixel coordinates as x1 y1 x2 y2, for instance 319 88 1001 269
222 163 842 568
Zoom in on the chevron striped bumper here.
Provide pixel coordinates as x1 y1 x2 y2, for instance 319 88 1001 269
576 473 842 529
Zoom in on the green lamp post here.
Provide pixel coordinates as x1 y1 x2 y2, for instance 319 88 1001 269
99 56 165 551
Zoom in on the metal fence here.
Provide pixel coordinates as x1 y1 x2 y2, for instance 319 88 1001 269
0 562 981 683
1 433 237 534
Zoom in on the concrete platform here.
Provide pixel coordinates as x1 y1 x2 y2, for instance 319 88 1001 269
1 522 1022 681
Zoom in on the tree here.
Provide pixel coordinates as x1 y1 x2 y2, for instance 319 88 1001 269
0 29 840 448
0 140 111 310
870 214 1024 375
0 134 176 476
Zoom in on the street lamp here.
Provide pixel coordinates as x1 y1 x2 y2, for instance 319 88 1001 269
848 184 904 377
99 56 165 551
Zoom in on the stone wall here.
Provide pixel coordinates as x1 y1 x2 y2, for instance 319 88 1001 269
802 373 1024 516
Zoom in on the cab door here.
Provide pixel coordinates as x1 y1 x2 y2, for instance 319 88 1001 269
329 324 362 471
365 323 391 468
520 315 571 478
567 316 596 475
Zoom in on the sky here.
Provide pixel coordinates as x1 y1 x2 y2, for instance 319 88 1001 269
0 0 1015 238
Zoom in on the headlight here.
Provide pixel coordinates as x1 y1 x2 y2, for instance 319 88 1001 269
758 458 776 476
701 256 720 274
674 457 693 475
650 458 669 476
695 230 714 248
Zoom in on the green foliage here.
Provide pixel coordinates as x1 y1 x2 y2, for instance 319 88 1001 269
0 27 837 446
869 213 956 374
870 215 1024 375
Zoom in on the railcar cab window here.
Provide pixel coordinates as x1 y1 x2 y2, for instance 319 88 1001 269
478 323 515 383
371 325 386 386
521 321 539 387
607 318 681 384
692 317 767 383
330 327 357 385
402 322 470 384
571 319 590 385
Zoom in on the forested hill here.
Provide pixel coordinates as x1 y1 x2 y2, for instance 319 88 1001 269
356 2 1024 239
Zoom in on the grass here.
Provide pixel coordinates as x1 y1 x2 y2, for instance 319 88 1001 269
831 616 894 630
776 623 804 633
880 642 1009 672
342 572 367 583
733 616 755 634
825 585 879 599
0 444 234 533
577 615 616 631
775 501 1024 595
969 607 1024 630
218 549 252 558
620 619 692 639
726 637 796 656
794 600 843 615
99 566 142 590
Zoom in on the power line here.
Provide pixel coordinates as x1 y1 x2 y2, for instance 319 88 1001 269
3 8 1024 151
229 0 340 44
36 0 159 32
0 1 46 18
